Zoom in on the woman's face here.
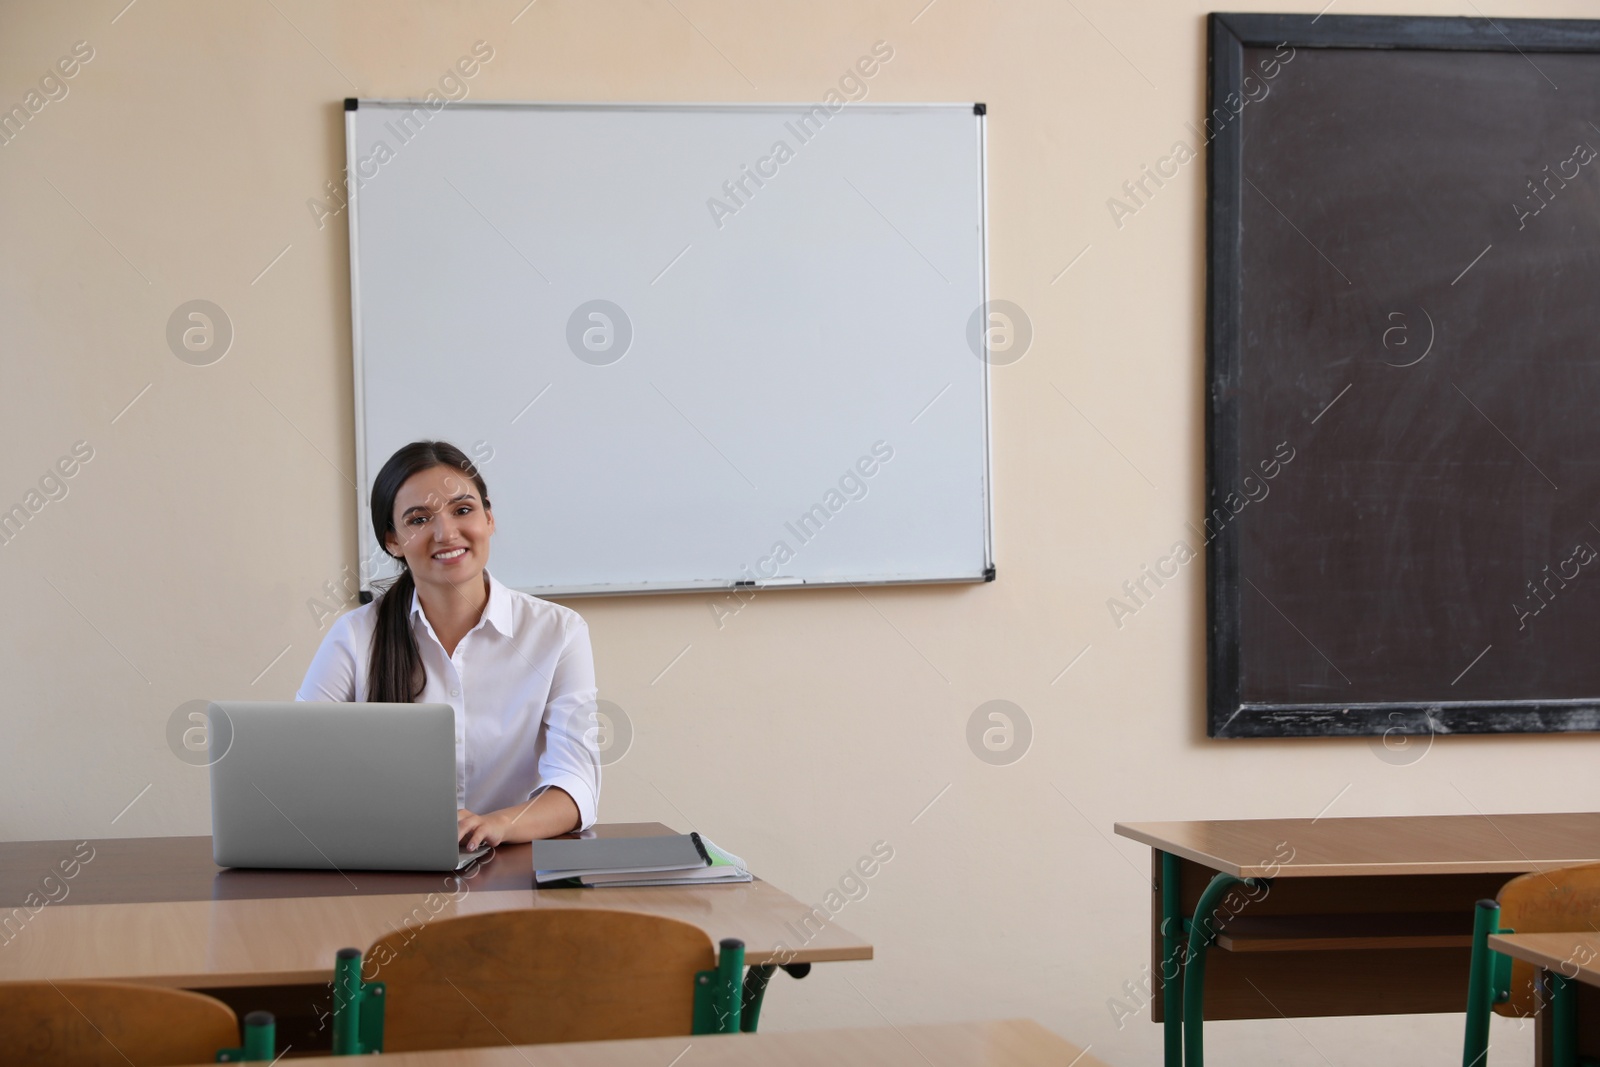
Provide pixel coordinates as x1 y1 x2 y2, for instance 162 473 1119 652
384 464 494 586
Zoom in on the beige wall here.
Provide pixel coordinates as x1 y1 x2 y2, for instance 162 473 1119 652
2 0 1594 1062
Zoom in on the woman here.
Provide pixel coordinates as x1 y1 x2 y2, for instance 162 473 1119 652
297 440 599 848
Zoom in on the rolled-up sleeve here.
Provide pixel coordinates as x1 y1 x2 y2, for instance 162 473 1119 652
532 617 601 830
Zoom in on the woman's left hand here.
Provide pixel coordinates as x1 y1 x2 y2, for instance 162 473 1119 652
457 808 508 851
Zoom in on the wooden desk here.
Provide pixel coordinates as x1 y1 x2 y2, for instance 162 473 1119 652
185 1019 1103 1067
1115 813 1600 1067
1489 933 1600 1067
0 827 871 1053
1487 933 1600 985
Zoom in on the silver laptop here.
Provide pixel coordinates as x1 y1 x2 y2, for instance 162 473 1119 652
208 701 490 872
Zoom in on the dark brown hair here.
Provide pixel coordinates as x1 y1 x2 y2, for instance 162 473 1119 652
368 441 491 703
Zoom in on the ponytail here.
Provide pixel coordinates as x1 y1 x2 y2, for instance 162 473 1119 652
368 565 424 703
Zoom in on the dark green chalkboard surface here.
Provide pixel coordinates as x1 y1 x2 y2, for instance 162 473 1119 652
1208 14 1600 737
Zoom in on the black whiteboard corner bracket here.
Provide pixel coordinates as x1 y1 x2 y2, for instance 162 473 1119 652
358 589 374 604
973 102 987 115
983 564 996 582
345 97 359 111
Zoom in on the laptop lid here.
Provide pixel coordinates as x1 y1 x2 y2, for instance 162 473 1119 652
208 701 465 872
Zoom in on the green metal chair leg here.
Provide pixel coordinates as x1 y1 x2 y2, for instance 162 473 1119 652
330 946 386 1055
216 1009 275 1062
718 938 744 1033
242 1012 275 1061
1463 900 1501 1067
216 1011 275 1062
333 948 361 1055
1160 851 1184 1067
693 938 745 1034
1553 972 1578 1067
1182 871 1263 1067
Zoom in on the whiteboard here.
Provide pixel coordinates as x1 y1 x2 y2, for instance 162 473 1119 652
346 101 992 597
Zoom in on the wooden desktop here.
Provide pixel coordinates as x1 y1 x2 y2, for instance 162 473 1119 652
0 823 871 1053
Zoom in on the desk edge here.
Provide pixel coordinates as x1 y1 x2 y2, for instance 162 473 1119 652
1114 824 1600 878
1488 932 1600 975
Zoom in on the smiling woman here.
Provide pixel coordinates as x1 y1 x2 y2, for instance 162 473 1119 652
296 440 601 847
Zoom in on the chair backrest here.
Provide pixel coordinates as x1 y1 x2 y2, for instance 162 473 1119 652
0 981 240 1066
1496 862 1600 1016
365 907 717 1052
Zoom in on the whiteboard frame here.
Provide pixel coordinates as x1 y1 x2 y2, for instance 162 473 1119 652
344 99 993 599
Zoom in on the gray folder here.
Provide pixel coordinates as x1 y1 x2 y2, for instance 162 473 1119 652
533 833 707 884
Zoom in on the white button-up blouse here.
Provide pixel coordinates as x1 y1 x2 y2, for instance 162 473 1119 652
295 569 600 829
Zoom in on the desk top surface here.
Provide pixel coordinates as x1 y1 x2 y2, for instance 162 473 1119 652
1488 932 1600 985
0 823 675 907
1114 812 1600 877
0 826 872 986
180 1019 1101 1067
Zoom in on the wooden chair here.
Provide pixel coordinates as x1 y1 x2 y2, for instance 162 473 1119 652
352 908 745 1053
1463 862 1600 1067
0 980 242 1066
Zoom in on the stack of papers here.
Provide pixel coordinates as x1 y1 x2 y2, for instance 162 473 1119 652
533 832 753 888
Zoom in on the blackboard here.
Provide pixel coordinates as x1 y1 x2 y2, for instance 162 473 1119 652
1207 14 1600 737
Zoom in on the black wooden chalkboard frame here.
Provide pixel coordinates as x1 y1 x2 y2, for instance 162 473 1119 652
1207 13 1600 738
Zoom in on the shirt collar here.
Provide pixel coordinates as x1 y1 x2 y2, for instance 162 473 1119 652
408 568 516 640
481 570 516 638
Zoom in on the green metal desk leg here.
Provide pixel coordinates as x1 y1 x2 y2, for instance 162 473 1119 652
741 961 809 1032
1182 872 1263 1067
742 965 775 1032
1553 972 1577 1067
1160 851 1184 1067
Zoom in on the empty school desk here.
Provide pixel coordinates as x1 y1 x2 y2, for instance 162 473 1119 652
1488 932 1600 1067
0 823 871 1052
175 1019 1103 1067
1114 813 1600 1067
